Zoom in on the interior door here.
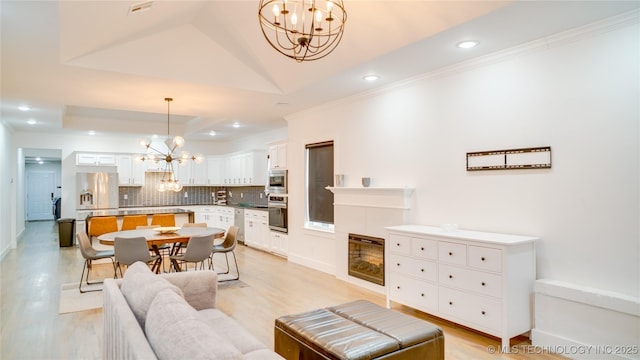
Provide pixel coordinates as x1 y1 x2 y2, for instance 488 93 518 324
27 171 55 220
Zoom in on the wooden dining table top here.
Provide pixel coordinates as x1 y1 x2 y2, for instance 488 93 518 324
97 227 225 246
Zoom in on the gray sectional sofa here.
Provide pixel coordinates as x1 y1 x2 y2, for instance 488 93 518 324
103 262 283 360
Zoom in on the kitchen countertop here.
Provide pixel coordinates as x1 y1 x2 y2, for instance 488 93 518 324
81 207 193 220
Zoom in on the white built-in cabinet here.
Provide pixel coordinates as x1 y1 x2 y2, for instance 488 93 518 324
244 209 269 249
196 206 234 231
206 156 223 185
176 161 208 186
116 155 145 186
222 150 267 186
269 231 288 257
76 153 116 166
268 143 287 170
385 225 537 351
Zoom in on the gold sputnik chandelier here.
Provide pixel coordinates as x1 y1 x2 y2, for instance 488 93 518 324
137 98 203 192
258 0 347 62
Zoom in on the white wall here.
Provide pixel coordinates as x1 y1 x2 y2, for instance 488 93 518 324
286 16 639 297
1 120 18 259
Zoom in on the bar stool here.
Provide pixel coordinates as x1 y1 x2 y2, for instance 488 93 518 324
151 214 175 227
88 216 118 239
121 215 148 230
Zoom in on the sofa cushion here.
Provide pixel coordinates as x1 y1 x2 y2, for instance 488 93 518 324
146 289 242 360
199 309 269 355
120 261 184 329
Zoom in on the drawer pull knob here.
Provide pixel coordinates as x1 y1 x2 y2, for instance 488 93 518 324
421 268 424 272
396 243 400 247
449 301 453 305
481 257 486 261
481 311 486 315
421 293 425 297
397 286 401 289
448 252 453 256
481 282 486 286
448 275 453 279
396 263 400 267
421 247 425 251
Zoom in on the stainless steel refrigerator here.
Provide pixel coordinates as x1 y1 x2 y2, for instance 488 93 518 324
76 172 119 210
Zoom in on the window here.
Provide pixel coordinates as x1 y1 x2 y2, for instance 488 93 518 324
306 141 334 229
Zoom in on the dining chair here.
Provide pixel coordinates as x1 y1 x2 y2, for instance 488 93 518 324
210 225 240 281
169 234 215 272
137 225 171 272
114 236 162 277
88 216 118 239
151 214 175 227
121 215 148 230
77 232 115 293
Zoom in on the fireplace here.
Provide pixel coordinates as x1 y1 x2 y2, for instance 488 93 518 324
348 233 385 286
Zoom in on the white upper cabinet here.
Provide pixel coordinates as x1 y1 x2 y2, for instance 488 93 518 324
116 155 145 186
176 161 208 186
269 143 287 170
206 156 223 185
223 150 267 186
76 153 117 166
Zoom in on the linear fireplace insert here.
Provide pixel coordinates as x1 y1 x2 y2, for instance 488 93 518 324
348 233 385 286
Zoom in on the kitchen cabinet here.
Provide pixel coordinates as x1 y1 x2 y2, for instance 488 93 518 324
269 143 287 170
206 156 223 185
244 209 269 249
176 161 207 186
215 206 234 232
223 151 267 186
385 225 537 351
269 231 288 257
116 155 145 186
76 153 116 166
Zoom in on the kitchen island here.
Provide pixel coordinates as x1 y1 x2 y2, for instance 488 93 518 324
78 207 194 235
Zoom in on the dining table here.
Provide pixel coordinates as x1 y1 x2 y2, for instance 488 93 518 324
97 226 225 272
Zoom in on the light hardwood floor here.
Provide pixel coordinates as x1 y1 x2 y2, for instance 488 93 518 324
1 221 564 359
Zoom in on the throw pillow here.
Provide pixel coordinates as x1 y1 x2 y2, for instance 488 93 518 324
146 289 242 360
120 261 184 329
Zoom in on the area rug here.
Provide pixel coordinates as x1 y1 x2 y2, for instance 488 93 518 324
218 279 249 290
58 282 103 314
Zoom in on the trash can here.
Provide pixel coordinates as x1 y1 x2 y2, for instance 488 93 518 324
57 218 75 247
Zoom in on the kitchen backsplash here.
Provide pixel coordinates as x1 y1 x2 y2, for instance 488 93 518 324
119 172 268 208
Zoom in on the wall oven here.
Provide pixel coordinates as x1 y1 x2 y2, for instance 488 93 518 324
268 193 288 233
268 170 287 193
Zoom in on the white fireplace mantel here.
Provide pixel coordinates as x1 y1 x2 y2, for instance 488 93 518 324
326 186 415 209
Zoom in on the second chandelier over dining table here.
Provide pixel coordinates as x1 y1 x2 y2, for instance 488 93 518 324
258 0 347 62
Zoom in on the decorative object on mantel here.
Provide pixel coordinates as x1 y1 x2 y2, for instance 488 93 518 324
361 177 371 187
258 0 347 62
466 146 551 171
136 98 204 192
335 174 344 187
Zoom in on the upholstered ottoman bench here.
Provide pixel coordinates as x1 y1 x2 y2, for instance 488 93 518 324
274 300 444 360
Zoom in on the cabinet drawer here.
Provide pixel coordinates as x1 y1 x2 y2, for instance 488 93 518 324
438 287 502 333
468 246 502 273
438 264 502 298
411 238 437 260
438 242 467 265
390 254 437 282
389 234 411 255
389 273 438 312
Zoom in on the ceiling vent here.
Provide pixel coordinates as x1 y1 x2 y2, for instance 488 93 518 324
128 1 153 15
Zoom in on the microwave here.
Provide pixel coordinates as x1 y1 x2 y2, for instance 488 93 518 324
268 170 287 193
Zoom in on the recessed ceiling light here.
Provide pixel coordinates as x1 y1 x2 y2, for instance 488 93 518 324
18 105 30 111
38 161 44 165
88 130 96 136
209 131 217 136
151 134 158 139
27 119 36 125
232 122 240 128
35 157 42 161
363 74 380 82
457 40 479 49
